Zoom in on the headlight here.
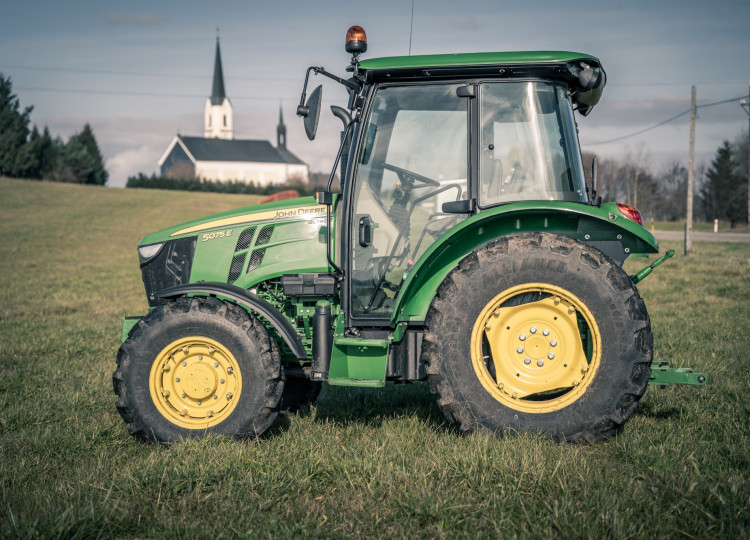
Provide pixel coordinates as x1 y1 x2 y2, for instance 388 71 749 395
138 243 164 264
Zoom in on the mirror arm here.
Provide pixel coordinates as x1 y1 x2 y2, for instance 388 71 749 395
312 66 361 92
298 66 361 117
296 67 319 117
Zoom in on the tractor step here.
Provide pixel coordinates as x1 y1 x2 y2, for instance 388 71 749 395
649 361 707 387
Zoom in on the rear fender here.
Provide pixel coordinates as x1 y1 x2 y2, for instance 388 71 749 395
154 282 307 359
390 202 658 325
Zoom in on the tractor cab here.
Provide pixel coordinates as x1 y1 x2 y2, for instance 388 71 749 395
297 27 607 323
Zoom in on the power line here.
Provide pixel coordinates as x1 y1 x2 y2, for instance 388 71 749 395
16 86 298 102
0 64 298 82
588 95 745 146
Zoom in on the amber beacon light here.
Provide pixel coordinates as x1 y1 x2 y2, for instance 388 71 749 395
345 25 367 55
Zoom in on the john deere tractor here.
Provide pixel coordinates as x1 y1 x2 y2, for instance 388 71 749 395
114 26 705 443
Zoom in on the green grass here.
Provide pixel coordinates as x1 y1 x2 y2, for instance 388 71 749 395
1 177 748 538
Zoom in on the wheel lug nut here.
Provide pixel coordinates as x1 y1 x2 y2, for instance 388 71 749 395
519 334 526 341
550 340 557 347
208 347 215 354
175 377 181 382
181 393 187 398
523 357 531 365
182 361 187 367
214 394 219 400
198 355 203 360
548 353 555 359
162 390 170 398
226 392 233 399
485 321 492 330
214 362 219 368
543 329 550 336
581 365 589 373
182 346 189 353
537 359 544 367
530 327 537 334
197 400 202 405
162 365 170 372
220 379 225 384
180 409 187 416
227 367 234 374
512 392 518 399
208 410 214 417
517 347 524 354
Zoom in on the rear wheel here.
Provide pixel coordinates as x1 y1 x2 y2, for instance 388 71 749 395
422 233 652 443
113 297 283 443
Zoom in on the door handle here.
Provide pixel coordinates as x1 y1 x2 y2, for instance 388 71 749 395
358 215 372 247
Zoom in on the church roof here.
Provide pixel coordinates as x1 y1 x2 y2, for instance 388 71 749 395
176 135 305 165
210 38 226 106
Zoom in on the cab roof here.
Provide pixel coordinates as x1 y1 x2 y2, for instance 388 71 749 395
355 51 605 115
357 51 599 72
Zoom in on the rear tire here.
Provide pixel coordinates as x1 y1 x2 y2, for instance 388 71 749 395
422 233 652 443
113 297 283 443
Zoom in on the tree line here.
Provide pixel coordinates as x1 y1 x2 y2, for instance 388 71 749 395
126 173 325 198
0 74 107 184
584 130 748 227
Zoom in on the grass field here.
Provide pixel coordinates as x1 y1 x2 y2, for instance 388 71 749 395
1 177 748 538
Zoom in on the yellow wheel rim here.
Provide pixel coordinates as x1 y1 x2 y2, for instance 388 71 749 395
149 336 242 429
470 283 601 413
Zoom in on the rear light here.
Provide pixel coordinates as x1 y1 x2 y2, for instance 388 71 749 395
616 203 643 226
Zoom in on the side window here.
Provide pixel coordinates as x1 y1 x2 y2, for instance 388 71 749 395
350 84 469 317
479 82 586 205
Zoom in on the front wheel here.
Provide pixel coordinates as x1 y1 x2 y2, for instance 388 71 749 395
113 297 283 443
422 233 652 443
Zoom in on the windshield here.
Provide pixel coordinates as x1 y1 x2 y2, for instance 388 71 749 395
479 82 587 206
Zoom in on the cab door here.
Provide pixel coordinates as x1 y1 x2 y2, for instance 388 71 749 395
348 83 471 319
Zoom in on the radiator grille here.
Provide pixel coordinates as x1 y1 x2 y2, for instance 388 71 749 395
255 225 274 246
247 249 266 272
228 253 246 283
234 227 256 252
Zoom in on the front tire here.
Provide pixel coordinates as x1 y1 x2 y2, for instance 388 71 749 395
422 233 652 443
113 297 283 443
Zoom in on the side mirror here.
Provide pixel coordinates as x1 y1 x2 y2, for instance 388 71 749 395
303 85 323 141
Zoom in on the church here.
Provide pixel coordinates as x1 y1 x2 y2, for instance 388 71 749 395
158 39 309 185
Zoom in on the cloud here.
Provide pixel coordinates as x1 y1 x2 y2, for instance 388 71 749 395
105 145 161 188
104 12 168 27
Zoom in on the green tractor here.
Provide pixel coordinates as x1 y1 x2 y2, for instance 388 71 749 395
114 26 705 443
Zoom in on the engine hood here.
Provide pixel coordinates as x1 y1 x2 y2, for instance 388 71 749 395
139 196 328 246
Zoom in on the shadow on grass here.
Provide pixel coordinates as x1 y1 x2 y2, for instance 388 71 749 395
634 400 684 420
271 382 455 435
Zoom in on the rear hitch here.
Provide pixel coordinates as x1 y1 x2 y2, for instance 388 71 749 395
649 361 708 387
631 249 675 284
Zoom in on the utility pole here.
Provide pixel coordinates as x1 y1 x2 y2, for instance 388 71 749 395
685 85 696 256
746 83 750 232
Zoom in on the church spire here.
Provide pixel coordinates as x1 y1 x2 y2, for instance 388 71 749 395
210 36 226 106
277 104 287 149
204 34 233 139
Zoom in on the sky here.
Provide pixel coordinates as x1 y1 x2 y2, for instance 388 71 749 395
1 0 748 187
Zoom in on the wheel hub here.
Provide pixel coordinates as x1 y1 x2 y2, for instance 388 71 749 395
471 284 600 413
149 337 242 429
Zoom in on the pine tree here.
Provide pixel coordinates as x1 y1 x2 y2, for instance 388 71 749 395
0 73 37 177
71 123 108 185
701 141 745 227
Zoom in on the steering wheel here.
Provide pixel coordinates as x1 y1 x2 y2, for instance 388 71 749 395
383 163 440 187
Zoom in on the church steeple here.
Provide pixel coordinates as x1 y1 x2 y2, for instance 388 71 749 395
210 37 226 106
277 105 287 149
204 34 233 139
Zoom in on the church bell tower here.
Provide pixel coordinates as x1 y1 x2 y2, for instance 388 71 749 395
204 36 233 139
